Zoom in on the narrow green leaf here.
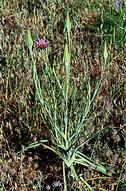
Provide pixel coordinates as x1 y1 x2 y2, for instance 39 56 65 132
103 41 108 62
64 44 70 81
66 11 71 34
26 28 33 51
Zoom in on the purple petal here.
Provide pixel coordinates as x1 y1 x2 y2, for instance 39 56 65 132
35 37 49 49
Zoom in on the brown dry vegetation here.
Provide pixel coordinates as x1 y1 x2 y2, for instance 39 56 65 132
0 1 126 190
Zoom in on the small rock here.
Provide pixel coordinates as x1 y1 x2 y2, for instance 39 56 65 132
28 156 33 162
33 163 39 169
46 185 51 190
52 181 61 188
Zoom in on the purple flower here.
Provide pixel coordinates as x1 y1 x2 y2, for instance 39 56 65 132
115 0 121 8
35 37 49 49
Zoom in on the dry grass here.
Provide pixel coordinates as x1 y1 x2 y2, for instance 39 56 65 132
0 1 126 190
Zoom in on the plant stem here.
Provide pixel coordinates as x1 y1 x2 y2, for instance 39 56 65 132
70 165 79 181
63 161 67 191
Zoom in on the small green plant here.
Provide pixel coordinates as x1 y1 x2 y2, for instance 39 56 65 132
97 2 126 47
26 12 111 191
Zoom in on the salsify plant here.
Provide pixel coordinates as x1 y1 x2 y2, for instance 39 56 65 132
26 12 111 190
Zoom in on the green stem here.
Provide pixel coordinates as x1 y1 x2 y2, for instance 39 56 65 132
63 161 67 191
70 165 78 181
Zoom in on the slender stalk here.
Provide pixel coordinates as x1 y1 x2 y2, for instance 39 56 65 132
70 165 78 181
63 161 67 191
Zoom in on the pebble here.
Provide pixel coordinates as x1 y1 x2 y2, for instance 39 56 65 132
52 181 61 188
46 185 51 190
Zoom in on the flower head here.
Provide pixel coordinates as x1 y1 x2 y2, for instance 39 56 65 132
35 37 49 49
115 0 121 8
